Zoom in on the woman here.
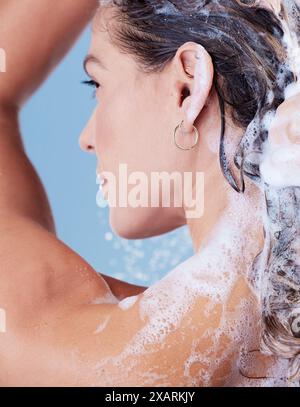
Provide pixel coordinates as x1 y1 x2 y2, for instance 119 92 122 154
0 0 299 386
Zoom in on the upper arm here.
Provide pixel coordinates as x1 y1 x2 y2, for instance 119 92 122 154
0 0 99 107
0 215 113 317
0 214 150 387
0 110 56 231
0 0 98 229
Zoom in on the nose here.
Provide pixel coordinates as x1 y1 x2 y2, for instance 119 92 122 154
79 108 97 153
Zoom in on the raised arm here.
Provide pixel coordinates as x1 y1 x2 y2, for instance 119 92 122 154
0 0 99 231
0 0 99 108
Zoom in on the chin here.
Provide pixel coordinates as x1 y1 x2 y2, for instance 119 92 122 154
109 206 186 240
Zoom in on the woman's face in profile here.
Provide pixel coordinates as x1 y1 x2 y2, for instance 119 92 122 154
79 7 191 239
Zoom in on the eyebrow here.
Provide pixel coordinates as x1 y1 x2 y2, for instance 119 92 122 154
83 54 108 74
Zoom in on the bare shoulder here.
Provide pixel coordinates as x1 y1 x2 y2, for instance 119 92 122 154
7 254 262 385
52 259 264 386
0 214 113 324
0 238 273 386
76 258 273 387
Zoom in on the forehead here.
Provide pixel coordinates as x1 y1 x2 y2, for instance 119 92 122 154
92 5 116 33
90 7 115 53
89 7 136 71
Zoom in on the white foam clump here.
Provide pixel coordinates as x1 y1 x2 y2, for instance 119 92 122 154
260 142 300 188
91 292 119 305
118 295 138 310
281 1 300 77
154 1 181 16
99 0 113 6
285 80 300 99
94 315 111 334
259 0 300 188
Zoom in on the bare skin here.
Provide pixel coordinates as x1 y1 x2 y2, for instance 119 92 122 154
0 0 295 386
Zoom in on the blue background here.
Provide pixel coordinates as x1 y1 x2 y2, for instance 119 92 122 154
20 27 194 286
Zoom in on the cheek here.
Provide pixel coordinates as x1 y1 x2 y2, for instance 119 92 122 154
94 94 147 159
93 98 124 172
94 87 173 175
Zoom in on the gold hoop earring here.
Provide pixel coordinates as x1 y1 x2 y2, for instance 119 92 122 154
174 120 199 151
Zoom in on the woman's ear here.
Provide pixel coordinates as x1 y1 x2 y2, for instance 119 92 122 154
174 42 214 133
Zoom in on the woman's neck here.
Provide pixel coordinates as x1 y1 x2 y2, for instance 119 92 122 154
186 172 265 282
182 92 265 282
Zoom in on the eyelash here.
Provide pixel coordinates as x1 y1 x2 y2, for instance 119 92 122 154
82 79 100 98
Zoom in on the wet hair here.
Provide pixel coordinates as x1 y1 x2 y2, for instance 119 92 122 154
99 0 300 381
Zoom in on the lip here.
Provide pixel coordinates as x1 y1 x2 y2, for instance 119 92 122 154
97 175 108 187
96 169 108 189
